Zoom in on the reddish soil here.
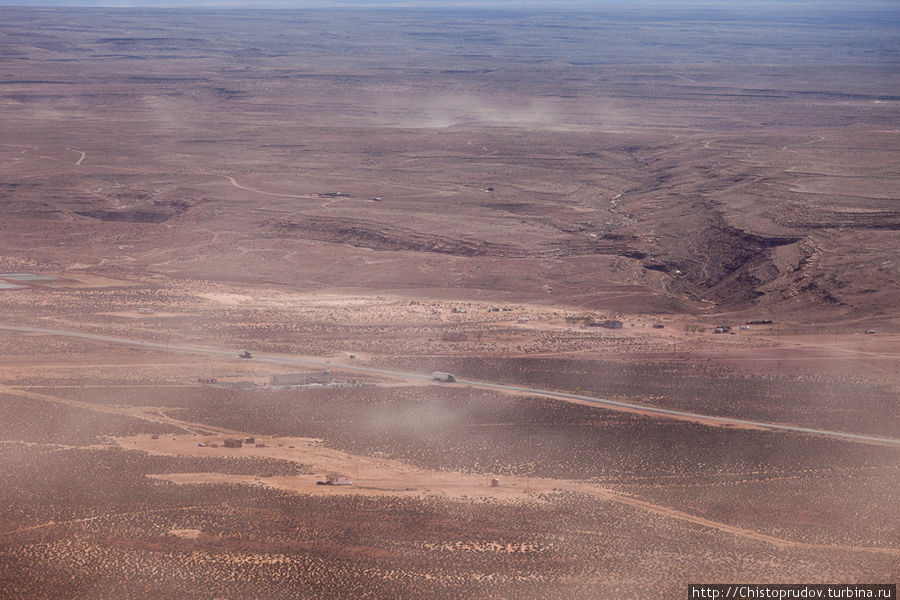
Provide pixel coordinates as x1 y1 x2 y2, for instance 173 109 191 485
1 5 897 599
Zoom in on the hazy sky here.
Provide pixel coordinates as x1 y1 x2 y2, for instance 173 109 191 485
0 0 897 25
0 0 893 6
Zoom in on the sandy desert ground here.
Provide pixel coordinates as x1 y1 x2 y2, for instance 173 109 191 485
0 4 898 599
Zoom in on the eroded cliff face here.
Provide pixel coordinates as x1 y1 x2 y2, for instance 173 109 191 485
604 135 898 318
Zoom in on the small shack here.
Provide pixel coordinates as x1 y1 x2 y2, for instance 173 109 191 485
243 437 255 444
326 474 353 486
600 320 623 329
223 438 243 448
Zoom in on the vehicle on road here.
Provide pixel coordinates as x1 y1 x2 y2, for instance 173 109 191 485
432 371 456 382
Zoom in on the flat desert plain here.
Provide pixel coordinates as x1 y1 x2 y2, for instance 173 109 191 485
0 4 898 599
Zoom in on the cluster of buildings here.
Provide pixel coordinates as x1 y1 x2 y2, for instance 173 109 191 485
269 372 333 386
197 436 261 449
583 319 624 329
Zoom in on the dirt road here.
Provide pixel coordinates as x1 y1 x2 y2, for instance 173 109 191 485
2 323 898 447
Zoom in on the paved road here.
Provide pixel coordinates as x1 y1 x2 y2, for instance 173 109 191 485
2 323 898 447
